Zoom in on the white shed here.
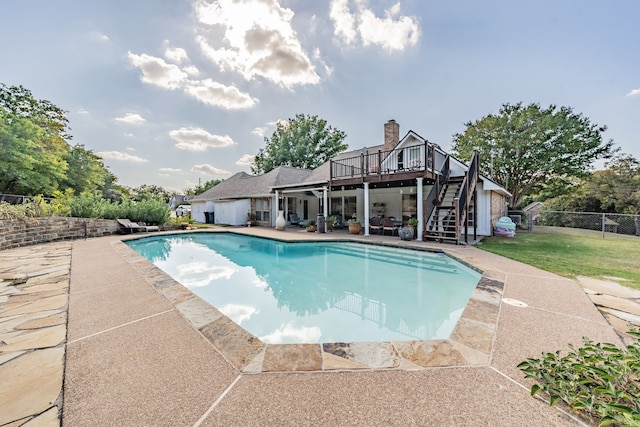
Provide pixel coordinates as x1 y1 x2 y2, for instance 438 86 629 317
211 199 250 226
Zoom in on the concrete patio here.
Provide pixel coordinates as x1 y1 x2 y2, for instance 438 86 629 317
1 226 631 426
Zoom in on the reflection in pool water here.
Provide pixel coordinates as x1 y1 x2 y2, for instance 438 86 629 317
126 233 481 344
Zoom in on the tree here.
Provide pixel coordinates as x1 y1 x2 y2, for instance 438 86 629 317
0 112 68 194
0 83 71 195
251 114 347 174
451 103 617 208
62 144 110 195
583 155 640 214
1 83 71 141
132 184 172 203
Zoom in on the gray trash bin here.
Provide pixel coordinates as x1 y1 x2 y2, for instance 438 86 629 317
316 214 325 233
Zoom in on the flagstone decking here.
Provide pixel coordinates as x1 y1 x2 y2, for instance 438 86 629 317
1 227 636 426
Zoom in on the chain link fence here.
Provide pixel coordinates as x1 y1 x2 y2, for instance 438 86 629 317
531 210 640 237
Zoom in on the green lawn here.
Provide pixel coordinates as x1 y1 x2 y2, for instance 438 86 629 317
475 226 640 289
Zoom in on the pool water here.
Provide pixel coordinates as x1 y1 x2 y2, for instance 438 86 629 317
126 233 481 344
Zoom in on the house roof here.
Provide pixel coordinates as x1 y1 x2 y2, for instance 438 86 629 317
192 124 510 200
190 166 312 201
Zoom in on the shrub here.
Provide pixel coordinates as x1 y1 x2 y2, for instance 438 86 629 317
518 327 640 426
1 192 170 225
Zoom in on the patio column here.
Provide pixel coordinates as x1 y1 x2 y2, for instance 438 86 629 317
364 182 370 236
273 190 279 228
322 187 328 218
416 178 424 241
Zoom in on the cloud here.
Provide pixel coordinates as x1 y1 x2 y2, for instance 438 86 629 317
219 304 258 324
164 46 189 64
77 107 90 115
89 31 110 42
182 78 258 109
330 0 358 45
194 0 320 88
236 154 255 166
128 50 257 109
127 51 188 90
164 44 200 76
115 112 146 124
159 167 182 173
329 0 421 52
97 151 148 163
252 126 268 137
260 322 322 344
626 88 640 97
170 127 235 151
176 262 237 288
191 164 231 176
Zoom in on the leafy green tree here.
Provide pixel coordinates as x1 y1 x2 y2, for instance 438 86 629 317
1 83 71 140
452 103 617 208
0 112 68 194
132 184 171 203
1 84 72 195
251 114 347 174
587 155 640 214
62 144 110 194
100 172 130 203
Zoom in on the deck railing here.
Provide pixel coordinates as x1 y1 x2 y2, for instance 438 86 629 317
330 142 440 181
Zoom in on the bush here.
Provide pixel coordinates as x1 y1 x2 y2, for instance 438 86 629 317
1 192 170 225
518 327 640 426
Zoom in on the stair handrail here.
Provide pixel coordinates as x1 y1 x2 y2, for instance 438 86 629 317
452 150 479 242
423 155 451 234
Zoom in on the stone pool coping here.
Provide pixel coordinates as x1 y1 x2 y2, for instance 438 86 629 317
118 228 504 373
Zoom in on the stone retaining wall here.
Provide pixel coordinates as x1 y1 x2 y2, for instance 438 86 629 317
0 217 120 250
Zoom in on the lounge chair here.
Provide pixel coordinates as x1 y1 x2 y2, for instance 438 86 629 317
117 219 159 234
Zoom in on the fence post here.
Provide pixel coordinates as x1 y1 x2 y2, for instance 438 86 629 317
601 213 605 238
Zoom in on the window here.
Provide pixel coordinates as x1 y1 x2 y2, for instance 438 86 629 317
344 196 357 219
330 197 342 216
287 197 296 213
402 194 417 220
408 146 421 169
255 198 270 222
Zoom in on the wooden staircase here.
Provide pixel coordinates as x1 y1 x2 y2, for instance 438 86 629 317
423 152 479 244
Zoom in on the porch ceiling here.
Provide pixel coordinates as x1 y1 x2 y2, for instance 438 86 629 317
330 177 435 191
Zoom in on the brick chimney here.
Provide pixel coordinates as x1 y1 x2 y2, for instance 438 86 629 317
384 119 399 151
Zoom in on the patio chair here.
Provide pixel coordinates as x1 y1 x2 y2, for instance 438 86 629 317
382 217 398 236
289 213 301 226
117 218 159 234
369 217 383 234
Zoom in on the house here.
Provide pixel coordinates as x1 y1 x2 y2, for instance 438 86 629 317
191 120 511 243
190 167 314 226
169 194 192 210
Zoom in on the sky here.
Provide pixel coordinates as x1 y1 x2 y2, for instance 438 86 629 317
2 0 639 192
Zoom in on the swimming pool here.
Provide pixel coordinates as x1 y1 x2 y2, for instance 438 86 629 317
126 233 480 344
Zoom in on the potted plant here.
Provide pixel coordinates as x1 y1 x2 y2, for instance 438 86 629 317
348 219 362 234
305 220 317 232
325 216 335 232
399 217 418 240
247 212 256 227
